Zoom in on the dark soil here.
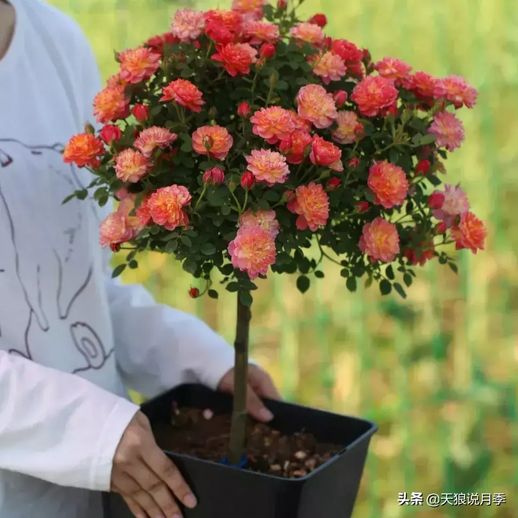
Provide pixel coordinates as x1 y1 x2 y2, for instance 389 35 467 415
153 405 342 479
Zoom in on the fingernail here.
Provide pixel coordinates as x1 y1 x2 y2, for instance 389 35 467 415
172 514 182 518
184 493 197 508
259 407 274 421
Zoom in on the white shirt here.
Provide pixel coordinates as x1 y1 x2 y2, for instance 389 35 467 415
0 1 235 516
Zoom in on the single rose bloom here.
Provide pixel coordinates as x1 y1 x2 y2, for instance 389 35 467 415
146 185 192 230
250 106 295 144
296 83 337 129
171 8 205 41
211 43 258 76
432 184 469 227
192 125 234 160
134 126 178 157
287 182 329 231
330 39 363 63
99 212 136 248
332 111 364 145
310 136 343 171
119 47 161 84
243 20 280 44
246 149 290 185
368 161 409 208
290 22 325 46
228 224 276 279
63 133 104 168
428 111 465 151
374 57 412 84
231 0 267 18
351 76 399 117
359 217 400 262
203 166 225 185
278 130 312 165
405 71 439 103
239 209 280 238
160 79 205 112
114 149 150 183
311 51 346 84
204 10 242 44
93 85 130 123
434 75 478 109
451 212 487 253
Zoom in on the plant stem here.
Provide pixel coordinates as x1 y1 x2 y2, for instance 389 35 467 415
228 291 251 465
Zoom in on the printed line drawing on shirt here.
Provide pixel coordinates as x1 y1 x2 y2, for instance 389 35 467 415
0 139 113 373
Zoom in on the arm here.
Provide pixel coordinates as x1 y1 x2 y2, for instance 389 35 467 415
0 350 138 490
105 279 235 397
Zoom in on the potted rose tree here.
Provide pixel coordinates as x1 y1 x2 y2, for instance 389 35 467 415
64 0 486 516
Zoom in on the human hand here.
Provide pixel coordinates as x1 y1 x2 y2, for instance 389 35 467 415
217 364 281 423
111 411 196 518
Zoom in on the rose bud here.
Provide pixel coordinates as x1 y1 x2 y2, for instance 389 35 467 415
277 0 287 9
237 101 251 118
132 103 149 122
415 159 431 175
260 43 276 59
348 157 360 169
240 171 255 189
189 287 200 298
435 221 448 234
326 177 342 191
203 166 225 185
308 13 327 28
362 48 372 64
110 243 121 252
333 90 348 107
428 191 445 210
355 201 370 213
100 124 122 144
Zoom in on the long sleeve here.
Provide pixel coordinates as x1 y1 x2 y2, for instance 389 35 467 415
0 351 139 490
74 20 235 398
105 280 235 398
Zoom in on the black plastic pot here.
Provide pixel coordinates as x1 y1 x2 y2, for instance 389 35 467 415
104 384 377 518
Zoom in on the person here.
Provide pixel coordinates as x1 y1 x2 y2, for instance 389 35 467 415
0 1 280 517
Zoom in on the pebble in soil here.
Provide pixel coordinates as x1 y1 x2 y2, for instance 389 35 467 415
152 405 342 479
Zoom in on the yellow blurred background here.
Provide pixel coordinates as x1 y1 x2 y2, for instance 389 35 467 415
50 1 518 516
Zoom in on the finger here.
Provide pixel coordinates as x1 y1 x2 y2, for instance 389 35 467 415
250 368 281 400
131 487 163 518
144 446 197 510
123 495 147 518
133 467 183 518
246 383 274 422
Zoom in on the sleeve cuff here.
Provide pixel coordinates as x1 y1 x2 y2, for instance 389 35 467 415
89 397 140 491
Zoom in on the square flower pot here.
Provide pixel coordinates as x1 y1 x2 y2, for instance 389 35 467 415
104 384 377 518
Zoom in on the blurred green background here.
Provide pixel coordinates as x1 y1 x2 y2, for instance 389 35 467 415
50 1 518 516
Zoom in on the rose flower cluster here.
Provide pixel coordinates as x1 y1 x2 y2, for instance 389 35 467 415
63 0 486 301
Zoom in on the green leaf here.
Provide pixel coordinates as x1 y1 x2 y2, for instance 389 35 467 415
386 265 395 280
238 290 253 307
62 192 77 205
418 133 436 146
394 282 407 299
346 277 357 292
112 264 126 278
227 282 239 292
165 240 178 253
183 258 198 274
403 273 413 287
128 260 138 269
201 243 216 255
448 262 458 274
379 279 392 295
296 275 310 293
208 289 219 299
180 236 192 247
314 270 325 279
